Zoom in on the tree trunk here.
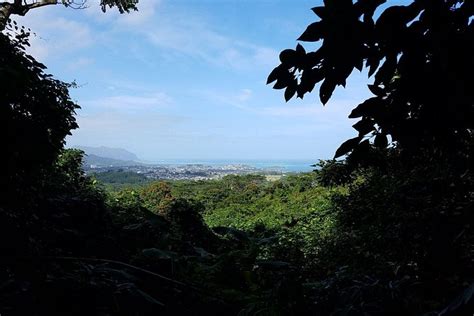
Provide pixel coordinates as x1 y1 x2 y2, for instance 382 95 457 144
0 3 13 31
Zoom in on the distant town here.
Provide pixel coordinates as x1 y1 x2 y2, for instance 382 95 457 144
77 146 289 181
84 163 283 181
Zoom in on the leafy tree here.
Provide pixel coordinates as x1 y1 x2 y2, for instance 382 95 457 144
0 31 79 205
141 181 175 217
313 159 352 186
0 0 138 30
53 148 88 186
0 0 139 204
268 0 473 163
267 2 473 312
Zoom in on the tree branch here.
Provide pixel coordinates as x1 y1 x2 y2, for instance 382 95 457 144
25 0 58 11
0 0 60 30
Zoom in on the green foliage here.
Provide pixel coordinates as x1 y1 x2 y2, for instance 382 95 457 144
314 159 353 186
141 181 175 217
107 189 145 223
51 149 91 189
267 2 474 310
311 158 473 314
120 173 347 270
91 170 150 190
202 175 339 233
98 0 138 13
2 0 472 314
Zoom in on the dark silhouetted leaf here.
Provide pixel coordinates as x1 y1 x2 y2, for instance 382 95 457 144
279 49 297 64
355 58 364 72
267 66 283 84
320 78 336 105
298 22 324 42
374 133 388 148
366 56 381 77
353 119 375 135
349 139 371 161
296 43 306 55
334 136 362 158
349 97 380 118
273 78 290 90
311 6 327 19
367 84 384 96
285 85 296 102
375 57 397 86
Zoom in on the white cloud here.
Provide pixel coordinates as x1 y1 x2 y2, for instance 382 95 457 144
145 23 279 70
261 105 323 117
66 57 95 71
12 8 94 62
12 1 278 72
237 89 253 102
99 4 279 71
83 92 173 111
196 88 255 111
67 110 190 155
117 0 159 25
260 99 354 121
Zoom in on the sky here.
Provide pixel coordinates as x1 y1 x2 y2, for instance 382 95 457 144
12 0 382 161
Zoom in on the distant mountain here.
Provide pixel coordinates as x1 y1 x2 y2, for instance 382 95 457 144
75 146 139 161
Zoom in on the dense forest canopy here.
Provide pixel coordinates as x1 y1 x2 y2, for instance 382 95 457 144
1 0 473 315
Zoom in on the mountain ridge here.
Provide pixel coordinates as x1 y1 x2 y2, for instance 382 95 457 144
73 146 139 162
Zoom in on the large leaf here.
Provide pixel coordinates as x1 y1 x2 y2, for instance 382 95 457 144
374 56 397 86
367 84 384 96
267 65 284 84
349 97 381 118
374 133 388 148
284 85 297 102
353 118 375 135
279 49 297 64
334 136 363 158
319 78 336 105
298 22 325 42
311 6 327 19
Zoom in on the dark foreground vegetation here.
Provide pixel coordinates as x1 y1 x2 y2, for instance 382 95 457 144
1 0 473 315
1 148 472 315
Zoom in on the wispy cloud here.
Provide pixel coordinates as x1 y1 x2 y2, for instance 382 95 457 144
66 57 95 71
144 22 279 70
258 99 357 128
83 93 173 112
13 9 95 62
196 88 255 111
99 2 279 71
68 110 191 156
195 87 354 122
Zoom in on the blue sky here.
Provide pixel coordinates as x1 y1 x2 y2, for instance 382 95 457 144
14 0 379 161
